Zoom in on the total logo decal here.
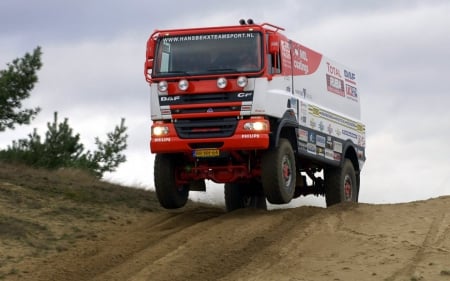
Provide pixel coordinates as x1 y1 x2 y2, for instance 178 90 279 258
325 62 358 101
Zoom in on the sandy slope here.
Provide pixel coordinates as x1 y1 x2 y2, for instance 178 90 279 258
13 199 450 281
1 164 450 281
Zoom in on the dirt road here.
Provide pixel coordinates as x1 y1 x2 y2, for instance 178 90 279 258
1 164 450 281
18 199 450 281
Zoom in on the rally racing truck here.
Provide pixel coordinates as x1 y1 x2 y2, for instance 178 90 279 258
144 19 366 211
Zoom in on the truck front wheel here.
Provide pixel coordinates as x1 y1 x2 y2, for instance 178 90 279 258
325 159 358 207
154 153 189 209
261 138 296 204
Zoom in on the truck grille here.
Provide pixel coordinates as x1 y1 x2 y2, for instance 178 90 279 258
174 118 238 139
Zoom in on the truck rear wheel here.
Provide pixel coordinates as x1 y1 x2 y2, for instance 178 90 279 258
224 182 267 212
154 154 189 209
325 159 358 207
261 138 296 204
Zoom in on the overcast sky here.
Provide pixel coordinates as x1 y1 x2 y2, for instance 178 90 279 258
1 0 449 207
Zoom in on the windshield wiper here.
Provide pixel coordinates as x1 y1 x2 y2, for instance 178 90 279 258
157 71 191 77
207 68 238 73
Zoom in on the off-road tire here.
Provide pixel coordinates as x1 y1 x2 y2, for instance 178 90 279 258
325 159 358 207
224 182 267 212
261 138 296 204
154 153 189 209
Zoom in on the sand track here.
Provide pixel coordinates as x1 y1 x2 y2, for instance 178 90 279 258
1 164 449 281
13 198 450 281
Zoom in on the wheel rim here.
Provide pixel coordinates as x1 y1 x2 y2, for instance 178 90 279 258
281 155 292 188
343 175 352 201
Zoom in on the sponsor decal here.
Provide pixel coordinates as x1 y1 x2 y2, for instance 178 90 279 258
358 135 366 147
316 135 326 148
325 148 334 160
345 84 358 102
342 129 357 139
307 143 317 154
333 141 343 153
298 142 308 152
293 48 309 73
162 33 256 43
153 137 171 142
281 40 292 69
326 74 345 97
308 131 316 143
297 88 312 100
294 60 309 74
326 136 333 149
291 42 323 76
317 147 325 157
298 129 308 142
308 105 365 133
300 102 307 123
334 152 342 161
310 118 316 129
327 62 342 78
242 134 260 139
344 70 356 84
319 121 325 132
327 123 334 135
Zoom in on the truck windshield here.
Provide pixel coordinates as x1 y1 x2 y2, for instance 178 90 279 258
153 31 262 77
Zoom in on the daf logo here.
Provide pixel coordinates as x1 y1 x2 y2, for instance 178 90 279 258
237 93 252 98
160 96 181 102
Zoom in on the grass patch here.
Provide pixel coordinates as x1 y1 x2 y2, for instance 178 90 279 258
0 162 161 211
43 206 102 220
0 215 48 240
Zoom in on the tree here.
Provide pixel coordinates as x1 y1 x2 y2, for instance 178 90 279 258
0 112 128 178
89 118 128 176
0 47 42 132
41 112 85 169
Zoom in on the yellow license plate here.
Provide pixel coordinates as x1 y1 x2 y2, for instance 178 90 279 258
194 149 220 157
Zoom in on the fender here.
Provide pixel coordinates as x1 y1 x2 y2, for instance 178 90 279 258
341 140 361 171
270 109 299 149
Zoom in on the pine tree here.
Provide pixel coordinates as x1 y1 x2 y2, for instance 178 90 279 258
41 112 85 169
0 112 128 178
0 47 42 131
90 118 128 176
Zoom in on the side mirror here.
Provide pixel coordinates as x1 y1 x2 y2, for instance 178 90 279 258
268 33 280 55
146 36 156 60
145 36 156 81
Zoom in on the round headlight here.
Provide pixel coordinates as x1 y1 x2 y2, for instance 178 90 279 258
237 76 248 88
217 77 227 89
158 81 168 92
178 79 189 91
